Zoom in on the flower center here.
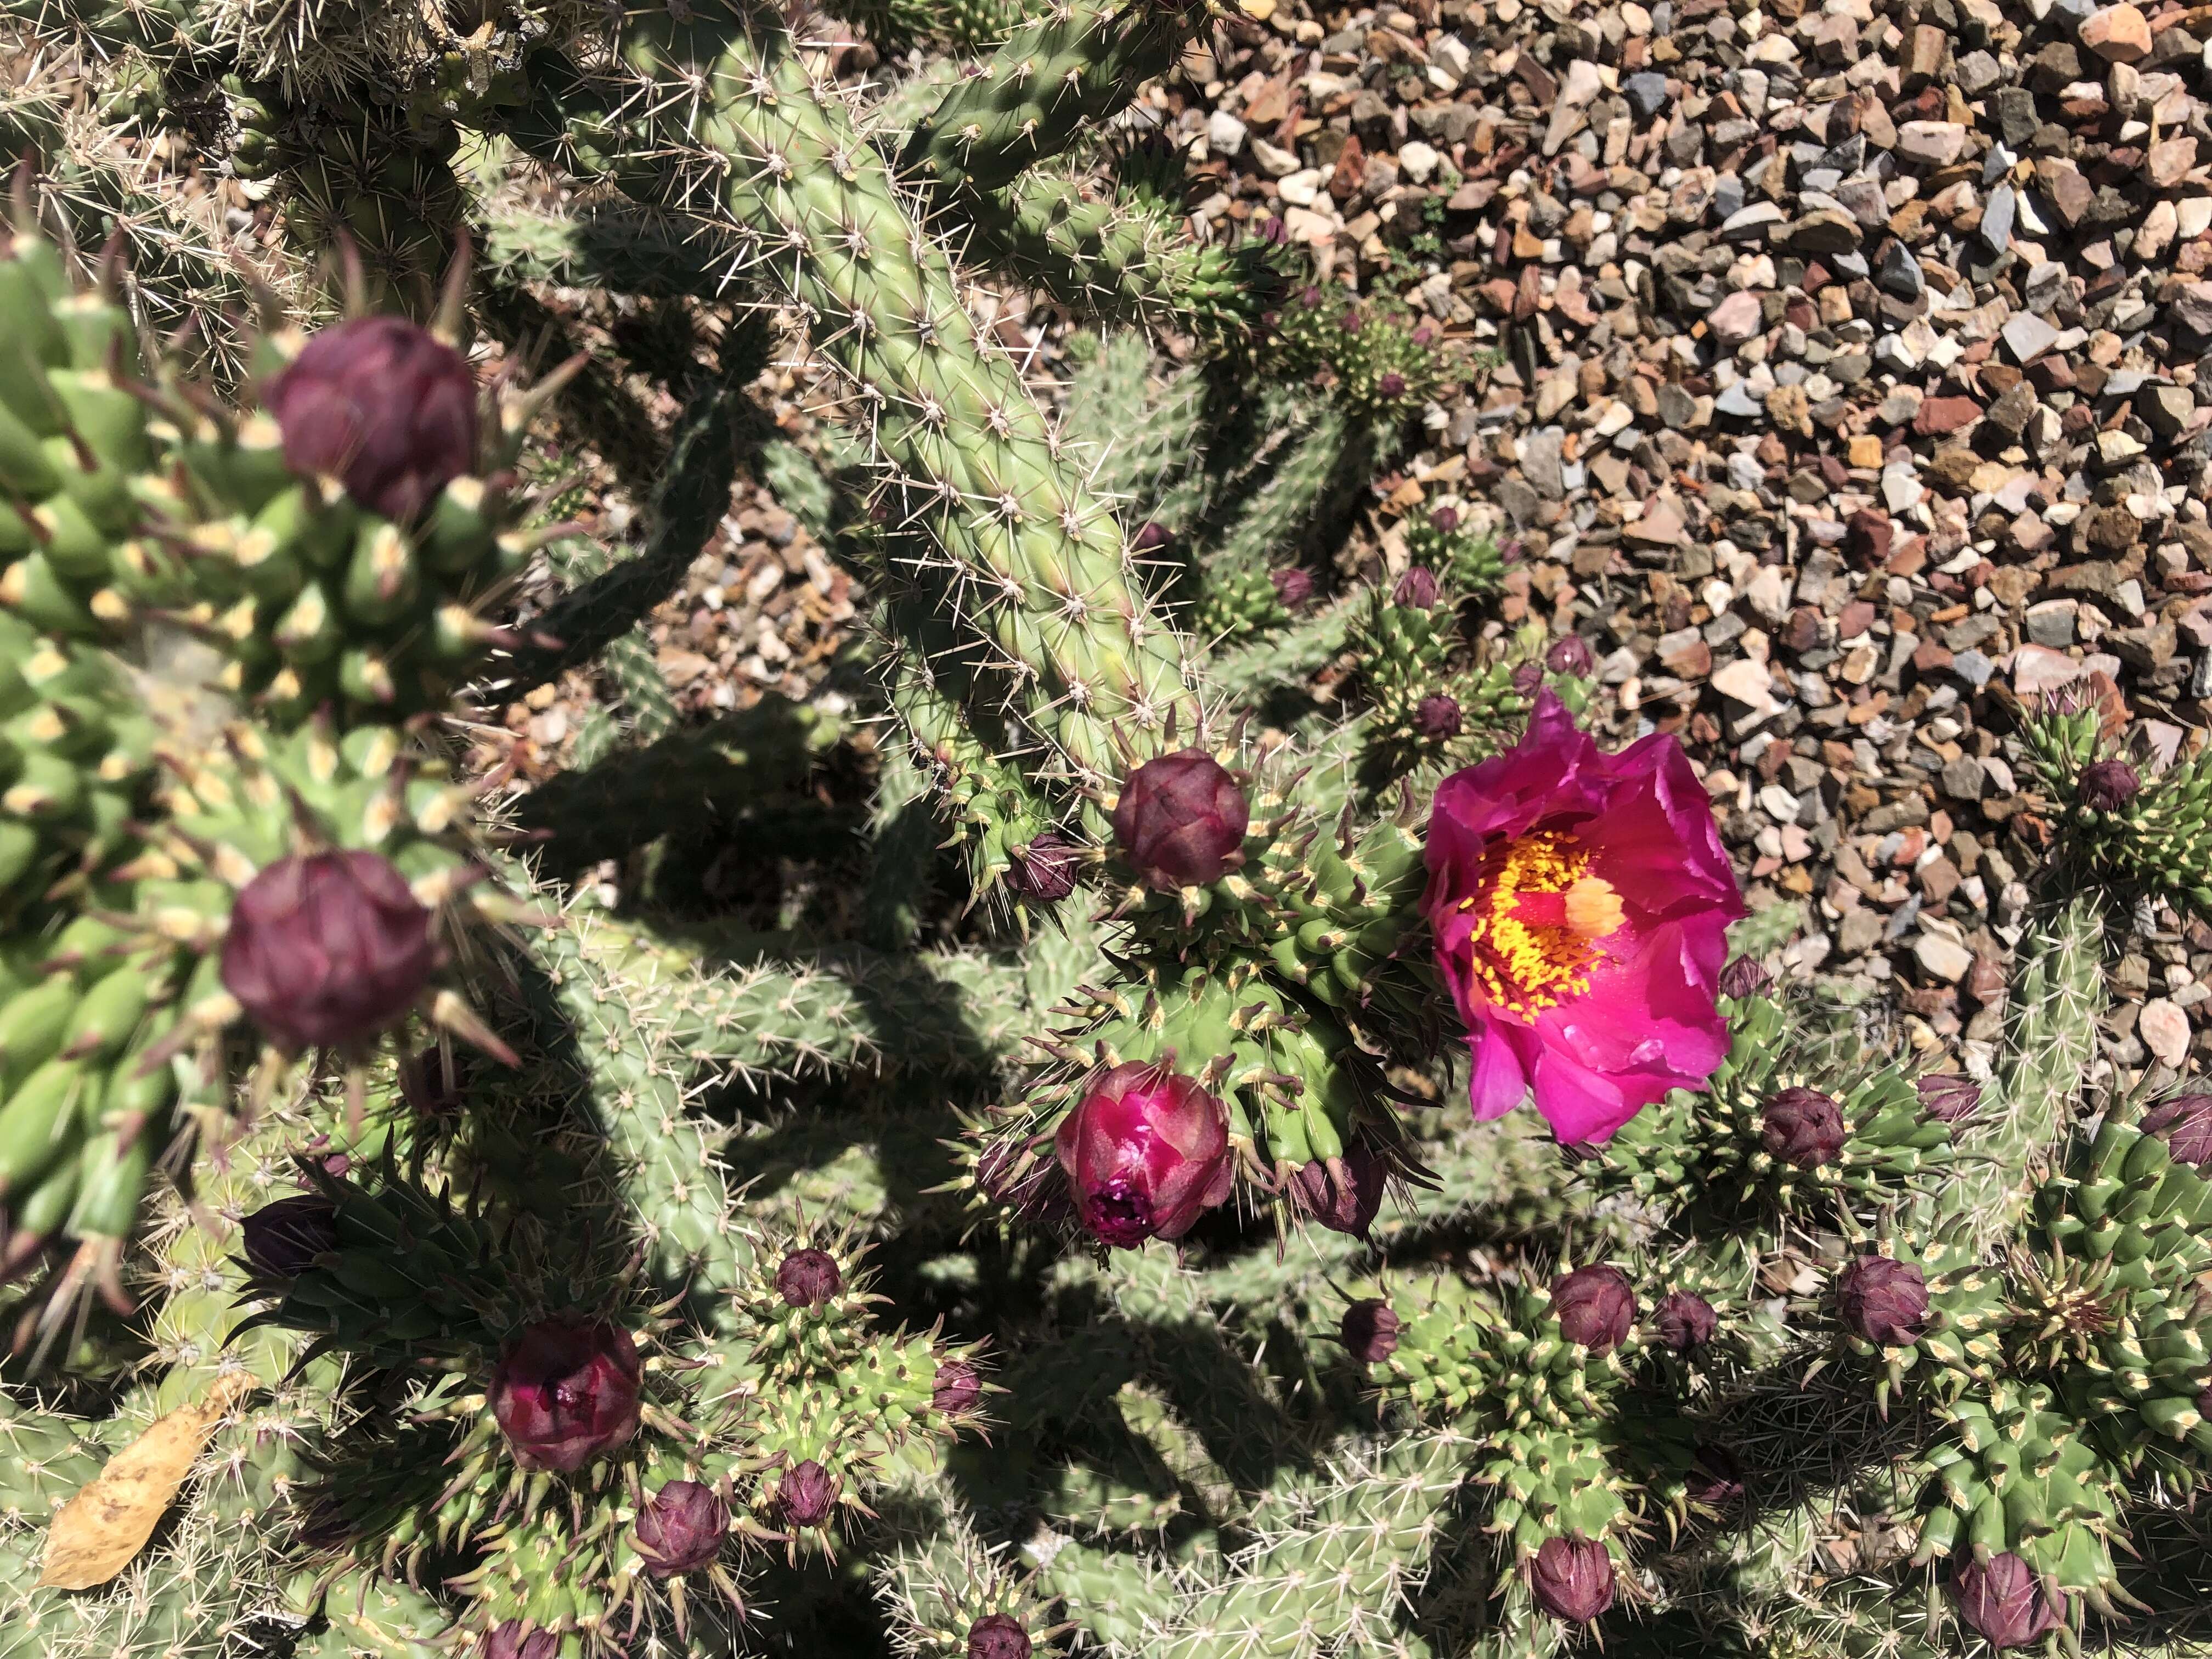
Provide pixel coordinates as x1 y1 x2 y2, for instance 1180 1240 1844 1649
1088 1178 1156 1247
1457 830 1621 1017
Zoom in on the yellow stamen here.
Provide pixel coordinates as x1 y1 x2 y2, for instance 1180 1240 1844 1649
1459 831 1615 1018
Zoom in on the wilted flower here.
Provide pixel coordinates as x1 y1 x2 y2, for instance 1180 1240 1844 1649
2076 758 2141 812
221 850 441 1052
241 1195 337 1279
778 1459 837 1527
1288 1147 1386 1237
1917 1073 1983 1124
776 1248 842 1308
1111 751 1250 890
1006 834 1079 902
264 315 478 522
932 1359 982 1414
1837 1255 1929 1347
1551 1265 1635 1353
1272 567 1316 610
1413 695 1464 740
1424 691 1744 1144
1652 1290 1718 1352
1054 1062 1234 1247
633 1480 727 1578
1530 1536 1616 1623
1759 1087 1846 1170
481 1622 558 1659
1950 1553 2065 1649
490 1318 644 1473
1718 956 1771 999
1393 565 1441 607
967 1615 1032 1659
1341 1298 1401 1363
2143 1095 2212 1166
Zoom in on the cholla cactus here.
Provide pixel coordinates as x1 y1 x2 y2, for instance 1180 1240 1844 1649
1 7 2210 1659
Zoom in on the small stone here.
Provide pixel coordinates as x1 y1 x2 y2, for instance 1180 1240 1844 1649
2080 3 2152 62
1915 932 1976 983
1624 72 1672 119
2141 998 2191 1066
2001 312 2059 364
1397 140 1440 184
1914 397 1982 436
1206 110 1248 156
1708 291 1765 345
1898 122 1968 167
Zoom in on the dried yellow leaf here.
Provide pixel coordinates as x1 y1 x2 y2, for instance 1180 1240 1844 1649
38 1372 255 1591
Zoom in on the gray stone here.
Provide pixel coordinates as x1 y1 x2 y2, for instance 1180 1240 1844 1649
1980 183 2016 251
2001 310 2059 362
1624 72 1672 119
1877 242 1926 300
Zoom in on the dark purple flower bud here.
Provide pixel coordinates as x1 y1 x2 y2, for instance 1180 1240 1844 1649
933 1359 982 1414
1379 371 1407 398
481 1622 559 1659
1414 696 1463 739
1255 215 1288 247
1951 1554 2065 1649
778 1458 837 1527
1551 1265 1635 1354
1341 1298 1401 1364
1917 1073 1983 1124
1271 567 1316 611
221 850 441 1053
1836 1255 1929 1347
1393 566 1440 607
1652 1290 1718 1352
1512 662 1545 696
1687 1443 1745 1506
264 315 479 522
1500 538 1524 565
1299 285 1324 310
633 1479 727 1578
490 1318 644 1473
1430 506 1460 534
1412 324 1437 346
967 1615 1032 1659
1006 834 1078 902
2077 758 2141 812
1131 520 1173 555
1111 750 1250 890
241 1194 337 1279
1545 635 1593 676
2142 1096 2212 1166
1759 1087 1847 1170
1288 1147 1385 1237
1531 1536 1616 1623
1054 1062 1234 1247
776 1248 842 1308
1717 956 1771 1000
1341 307 1364 333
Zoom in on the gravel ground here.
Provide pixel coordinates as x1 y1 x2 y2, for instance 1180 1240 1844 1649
493 0 2212 1090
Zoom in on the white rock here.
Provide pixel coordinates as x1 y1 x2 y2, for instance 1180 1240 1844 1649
1711 657 1777 710
1278 168 1324 206
1914 933 1976 983
1206 110 1249 156
1251 138 1301 178
1398 140 1440 183
2141 997 2192 1066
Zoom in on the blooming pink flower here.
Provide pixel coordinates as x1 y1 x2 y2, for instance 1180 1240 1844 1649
1054 1062 1234 1247
1423 691 1743 1144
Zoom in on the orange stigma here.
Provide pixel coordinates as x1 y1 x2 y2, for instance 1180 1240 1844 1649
1456 831 1621 1017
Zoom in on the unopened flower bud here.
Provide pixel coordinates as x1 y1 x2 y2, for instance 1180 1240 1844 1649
1512 662 1544 695
967 1615 1032 1659
1131 521 1173 555
1836 1255 1928 1347
1717 956 1771 999
1379 371 1407 398
241 1194 337 1279
1551 1265 1635 1353
1341 1298 1401 1364
1652 1290 1718 1352
1759 1087 1846 1170
1430 507 1460 533
1414 695 1463 739
776 1248 842 1308
1006 834 1078 902
1392 566 1440 607
933 1359 981 1414
778 1459 837 1527
2077 758 2141 812
481 1622 559 1659
1950 1553 2064 1649
1545 635 1593 676
266 315 479 522
1916 1073 1982 1124
1289 1147 1385 1237
1299 285 1323 310
1341 307 1363 332
490 1319 643 1473
1054 1062 1234 1246
221 850 441 1052
1271 567 1316 610
1255 215 1288 246
1531 1536 1615 1623
1412 324 1437 346
2143 1095 2212 1166
633 1479 727 1578
1111 751 1250 890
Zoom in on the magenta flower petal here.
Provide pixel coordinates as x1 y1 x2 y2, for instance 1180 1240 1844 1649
1423 691 1743 1144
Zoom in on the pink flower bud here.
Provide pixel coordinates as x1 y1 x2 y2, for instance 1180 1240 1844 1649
1131 521 1174 555
1006 834 1078 902
1916 1073 1982 1124
264 315 479 522
967 1615 1032 1659
1341 1298 1401 1363
1288 1147 1385 1237
490 1318 643 1473
1531 1536 1616 1623
776 1248 842 1308
1511 661 1544 695
1271 567 1316 610
1836 1255 1928 1347
778 1459 837 1527
1430 506 1459 533
1414 695 1463 739
1393 566 1440 607
633 1479 727 1578
2076 758 2141 812
1551 1265 1634 1353
1053 1062 1234 1247
1652 1290 1717 1352
1379 370 1407 397
1717 957 1771 999
1545 635 1593 676
481 1622 558 1659
933 1359 982 1414
241 1195 337 1279
220 851 441 1052
1110 751 1250 890
1950 1553 2065 1649
1759 1087 1846 1170
2143 1095 2212 1166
